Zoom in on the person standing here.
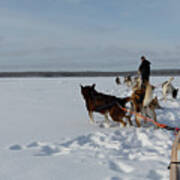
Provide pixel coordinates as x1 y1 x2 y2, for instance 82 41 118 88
138 56 151 87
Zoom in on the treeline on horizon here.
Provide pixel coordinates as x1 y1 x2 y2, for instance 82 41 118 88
0 69 179 78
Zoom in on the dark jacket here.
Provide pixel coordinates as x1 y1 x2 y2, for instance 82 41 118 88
138 59 151 81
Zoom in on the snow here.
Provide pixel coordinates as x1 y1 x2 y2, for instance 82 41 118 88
0 76 179 180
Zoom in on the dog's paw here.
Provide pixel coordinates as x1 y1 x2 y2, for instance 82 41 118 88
89 120 95 125
99 122 110 128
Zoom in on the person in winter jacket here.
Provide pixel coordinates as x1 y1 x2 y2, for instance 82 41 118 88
138 56 151 86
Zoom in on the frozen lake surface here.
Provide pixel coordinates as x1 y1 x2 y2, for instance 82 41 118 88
0 76 180 180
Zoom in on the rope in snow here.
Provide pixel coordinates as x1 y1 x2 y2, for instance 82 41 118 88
119 106 180 135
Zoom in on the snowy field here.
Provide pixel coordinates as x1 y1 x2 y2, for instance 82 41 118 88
0 76 179 180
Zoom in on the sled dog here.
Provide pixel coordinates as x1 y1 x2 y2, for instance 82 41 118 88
131 82 158 127
162 77 178 101
123 75 132 87
81 84 132 126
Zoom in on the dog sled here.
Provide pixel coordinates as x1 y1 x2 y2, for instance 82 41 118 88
169 132 180 180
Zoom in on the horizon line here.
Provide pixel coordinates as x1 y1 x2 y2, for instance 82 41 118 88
0 69 179 77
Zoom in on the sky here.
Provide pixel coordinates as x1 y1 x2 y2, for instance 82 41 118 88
0 0 180 71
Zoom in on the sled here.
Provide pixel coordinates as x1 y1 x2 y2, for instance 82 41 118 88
169 132 180 180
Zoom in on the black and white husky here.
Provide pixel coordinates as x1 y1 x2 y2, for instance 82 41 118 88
162 77 178 101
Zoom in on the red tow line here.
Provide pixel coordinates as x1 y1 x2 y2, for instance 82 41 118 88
119 106 180 135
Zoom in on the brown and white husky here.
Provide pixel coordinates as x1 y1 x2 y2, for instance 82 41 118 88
131 82 158 127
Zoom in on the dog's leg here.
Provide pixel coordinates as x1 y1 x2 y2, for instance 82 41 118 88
147 107 158 128
162 91 167 101
121 120 127 127
144 107 159 128
125 116 133 126
152 109 157 122
109 110 126 127
133 103 141 127
162 86 168 102
151 108 158 128
117 118 127 127
164 95 167 102
142 107 148 124
153 111 159 128
135 116 141 127
88 111 94 124
104 113 110 124
117 116 127 127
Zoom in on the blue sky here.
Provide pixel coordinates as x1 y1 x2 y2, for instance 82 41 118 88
0 0 180 71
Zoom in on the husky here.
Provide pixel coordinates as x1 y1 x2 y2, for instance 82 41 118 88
81 84 132 126
162 77 178 101
142 96 162 124
131 82 157 127
123 75 133 87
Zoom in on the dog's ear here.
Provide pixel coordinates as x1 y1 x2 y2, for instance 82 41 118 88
80 84 84 89
92 84 96 89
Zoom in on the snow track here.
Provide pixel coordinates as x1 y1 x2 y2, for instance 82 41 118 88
9 128 173 179
0 77 179 179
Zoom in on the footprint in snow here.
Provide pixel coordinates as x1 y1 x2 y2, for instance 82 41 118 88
109 161 134 173
106 176 122 180
9 144 23 151
146 169 162 179
27 141 70 156
26 141 45 148
35 145 61 156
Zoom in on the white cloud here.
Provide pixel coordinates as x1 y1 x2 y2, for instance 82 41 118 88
0 2 179 71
